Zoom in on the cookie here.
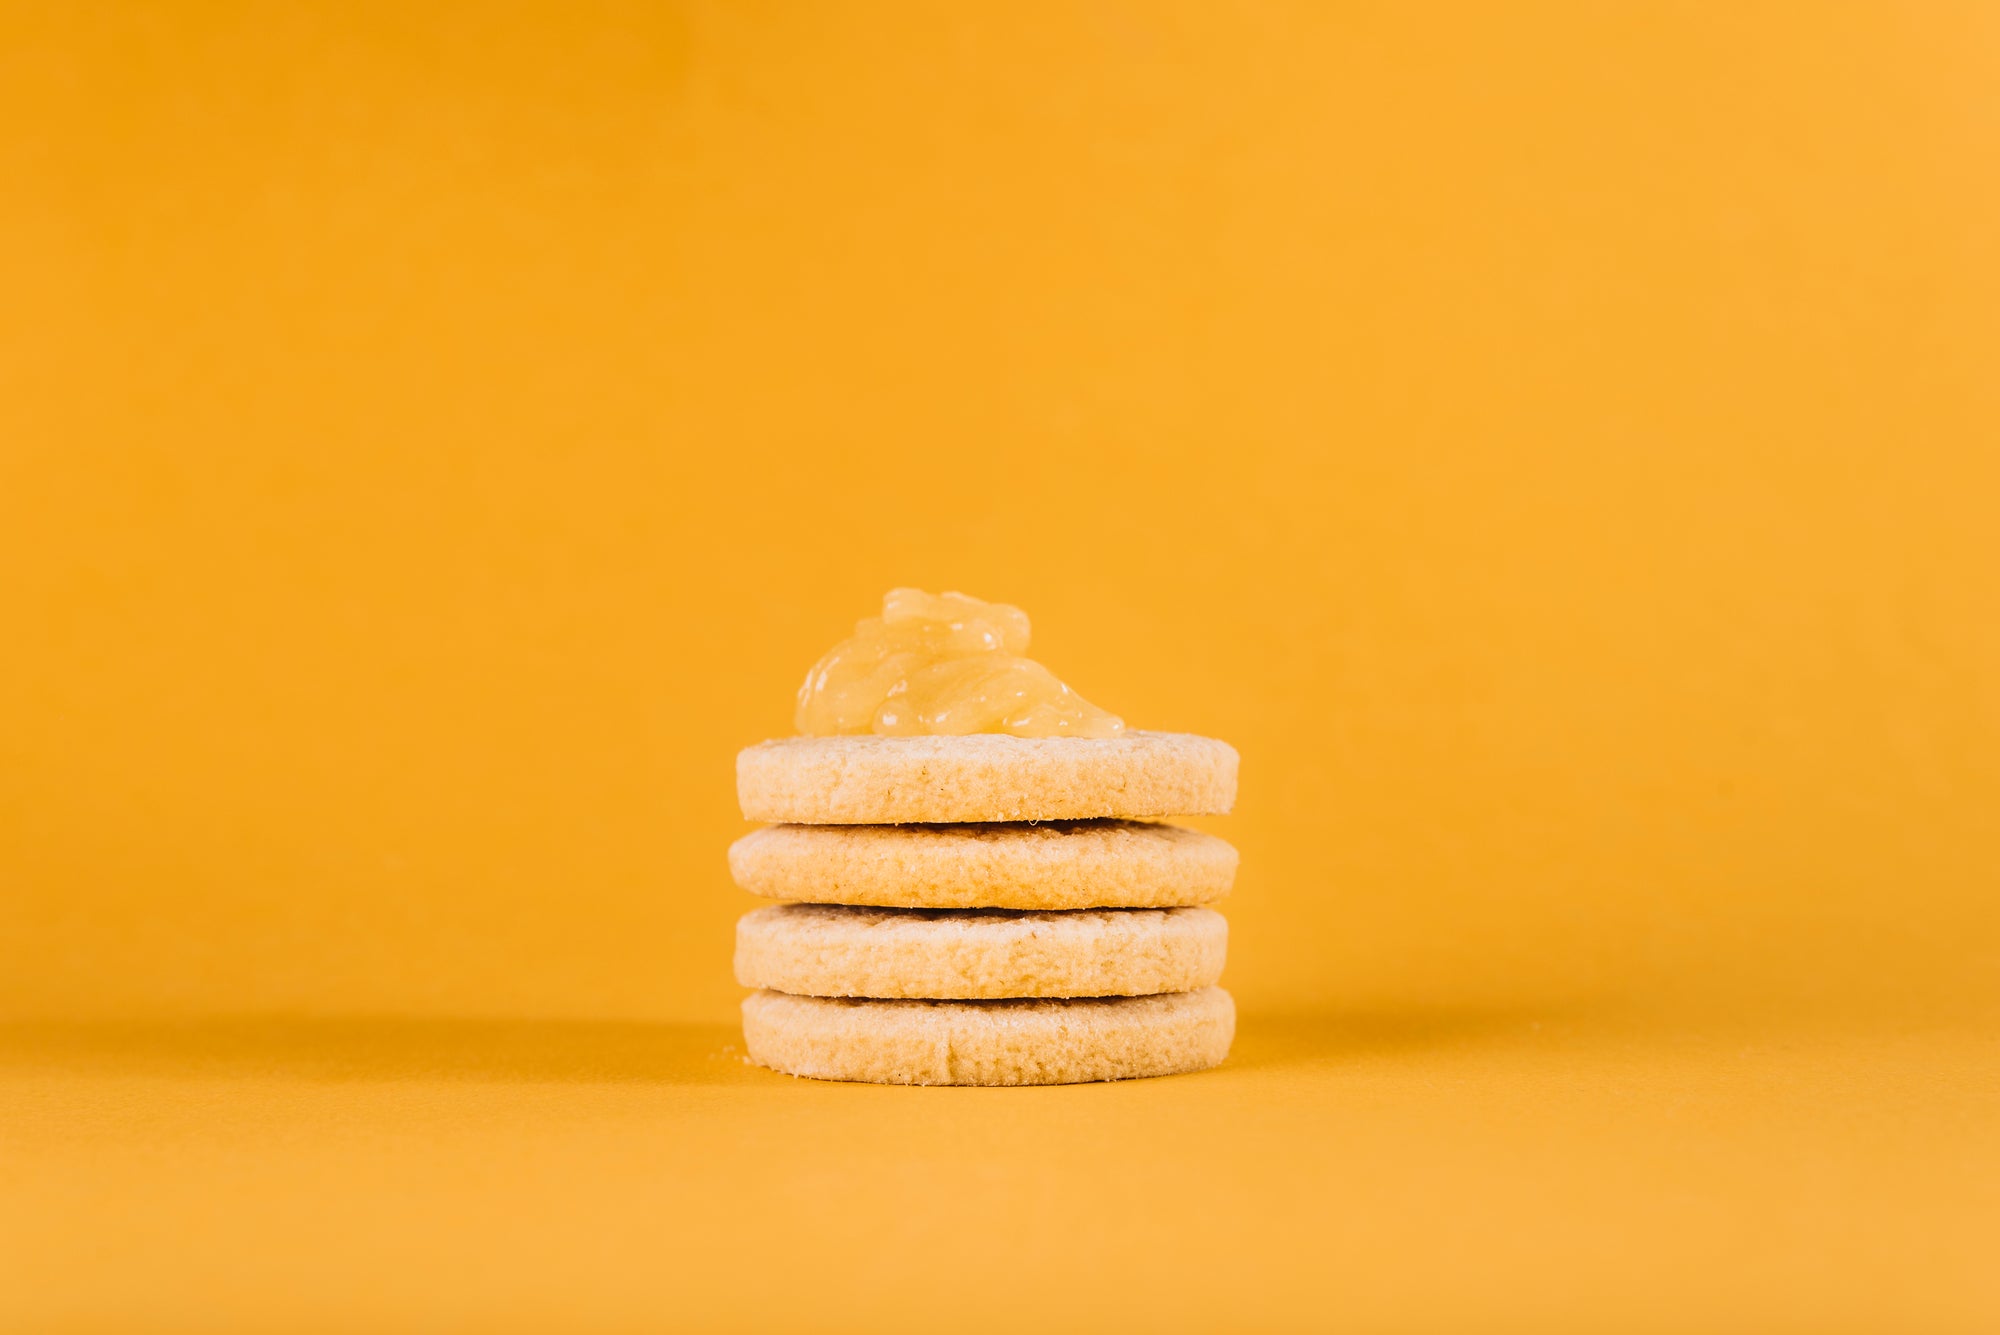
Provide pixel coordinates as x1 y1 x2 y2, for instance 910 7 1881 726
741 987 1235 1086
735 903 1226 999
728 819 1235 910
735 731 1238 825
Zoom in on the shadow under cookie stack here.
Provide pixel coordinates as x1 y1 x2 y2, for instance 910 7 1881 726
728 590 1239 1087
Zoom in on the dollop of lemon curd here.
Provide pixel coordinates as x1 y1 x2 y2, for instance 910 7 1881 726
795 589 1126 738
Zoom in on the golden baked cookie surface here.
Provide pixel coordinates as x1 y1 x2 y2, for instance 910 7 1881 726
729 819 1236 910
735 903 1227 999
736 730 1238 824
741 987 1236 1086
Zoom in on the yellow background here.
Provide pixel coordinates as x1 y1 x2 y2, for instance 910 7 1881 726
3 3 1996 1331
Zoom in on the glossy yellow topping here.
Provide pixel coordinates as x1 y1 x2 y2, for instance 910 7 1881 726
795 589 1126 738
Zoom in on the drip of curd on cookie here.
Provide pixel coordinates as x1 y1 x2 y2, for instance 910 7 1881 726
795 589 1126 739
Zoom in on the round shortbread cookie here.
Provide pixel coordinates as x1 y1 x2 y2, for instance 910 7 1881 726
736 731 1237 825
728 819 1236 910
735 904 1227 999
741 987 1235 1086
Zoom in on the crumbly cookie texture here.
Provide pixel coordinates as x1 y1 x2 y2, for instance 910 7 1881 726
735 904 1226 1000
741 987 1236 1086
728 819 1236 910
735 731 1238 825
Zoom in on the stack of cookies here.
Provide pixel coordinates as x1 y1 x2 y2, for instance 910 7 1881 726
730 731 1239 1085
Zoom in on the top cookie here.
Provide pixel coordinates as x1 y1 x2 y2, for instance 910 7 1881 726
736 730 1238 825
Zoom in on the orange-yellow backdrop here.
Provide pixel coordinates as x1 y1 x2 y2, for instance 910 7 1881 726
3 2 1996 1030
6 7 2000 1333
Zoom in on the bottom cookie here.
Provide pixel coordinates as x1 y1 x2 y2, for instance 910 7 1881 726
741 987 1235 1086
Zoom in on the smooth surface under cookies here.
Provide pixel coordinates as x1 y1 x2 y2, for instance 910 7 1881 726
735 731 1238 825
741 986 1236 1085
735 903 1227 999
728 819 1236 910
